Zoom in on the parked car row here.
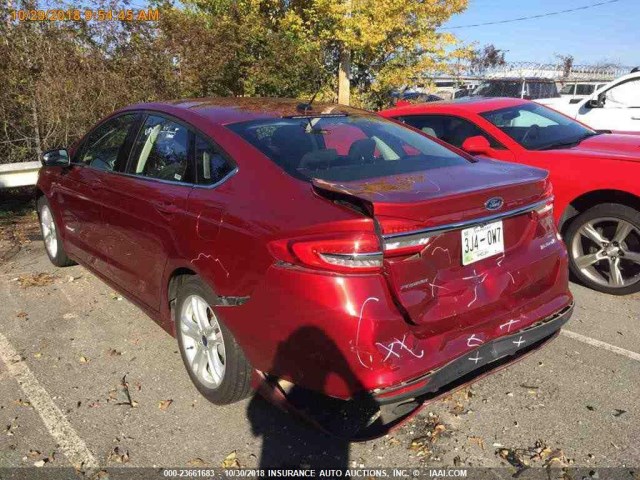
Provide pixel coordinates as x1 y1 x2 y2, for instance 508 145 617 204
34 93 637 437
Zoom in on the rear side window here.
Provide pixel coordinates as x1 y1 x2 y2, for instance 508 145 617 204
398 115 504 149
76 114 138 171
227 115 469 183
194 134 234 185
576 84 595 95
560 84 575 95
130 115 191 183
527 81 558 99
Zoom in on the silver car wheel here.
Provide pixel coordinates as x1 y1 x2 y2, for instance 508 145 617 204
179 294 226 388
40 205 58 259
571 216 640 289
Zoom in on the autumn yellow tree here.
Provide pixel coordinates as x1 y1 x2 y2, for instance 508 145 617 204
279 0 470 105
185 0 470 106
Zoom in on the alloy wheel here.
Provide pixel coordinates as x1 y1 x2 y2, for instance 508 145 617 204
179 295 226 388
570 216 640 289
40 205 58 258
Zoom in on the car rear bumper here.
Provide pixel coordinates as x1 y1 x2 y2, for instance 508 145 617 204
373 302 573 405
254 302 573 439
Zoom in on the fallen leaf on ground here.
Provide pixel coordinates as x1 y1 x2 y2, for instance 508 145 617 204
33 352 42 358
158 399 173 411
115 375 138 408
33 460 46 467
16 312 28 319
497 440 569 470
18 273 56 288
79 356 90 364
468 436 485 450
107 349 122 357
221 451 240 468
27 449 41 459
409 416 447 458
14 399 31 408
187 458 207 467
108 446 129 463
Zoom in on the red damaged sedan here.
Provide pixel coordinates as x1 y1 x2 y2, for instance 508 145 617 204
381 98 640 295
36 98 573 437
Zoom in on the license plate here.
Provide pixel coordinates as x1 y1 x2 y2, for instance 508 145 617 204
461 220 504 266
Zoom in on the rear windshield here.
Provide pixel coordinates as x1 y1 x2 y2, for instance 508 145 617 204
227 115 469 182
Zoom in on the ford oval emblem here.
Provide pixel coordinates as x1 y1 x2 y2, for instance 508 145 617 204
485 197 504 211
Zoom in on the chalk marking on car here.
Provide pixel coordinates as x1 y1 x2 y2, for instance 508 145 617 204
499 319 520 333
0 331 99 470
190 253 230 278
463 269 488 308
376 334 425 362
468 352 483 364
561 329 640 362
431 246 452 263
466 334 483 347
354 296 380 369
513 336 526 347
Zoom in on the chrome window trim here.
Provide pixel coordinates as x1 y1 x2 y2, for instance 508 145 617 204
103 166 239 190
382 198 550 246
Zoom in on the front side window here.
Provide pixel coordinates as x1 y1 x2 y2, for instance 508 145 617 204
130 115 190 183
604 79 640 108
481 103 596 150
194 135 234 185
77 114 137 171
227 115 469 183
398 115 503 149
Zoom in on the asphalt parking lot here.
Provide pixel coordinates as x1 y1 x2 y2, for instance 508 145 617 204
0 220 639 473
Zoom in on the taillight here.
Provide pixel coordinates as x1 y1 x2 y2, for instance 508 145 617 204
377 217 429 256
535 197 556 237
535 198 554 217
269 232 383 273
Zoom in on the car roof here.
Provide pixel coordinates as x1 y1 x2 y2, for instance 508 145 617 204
382 97 529 116
121 97 370 126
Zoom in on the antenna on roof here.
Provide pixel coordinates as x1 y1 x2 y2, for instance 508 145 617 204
297 81 323 113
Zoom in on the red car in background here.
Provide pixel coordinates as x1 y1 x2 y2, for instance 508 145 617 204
36 98 572 437
382 98 640 295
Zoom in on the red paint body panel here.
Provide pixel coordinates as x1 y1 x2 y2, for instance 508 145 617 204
380 98 640 229
37 98 573 408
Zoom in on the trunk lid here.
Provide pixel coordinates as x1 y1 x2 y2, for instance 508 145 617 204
313 158 557 335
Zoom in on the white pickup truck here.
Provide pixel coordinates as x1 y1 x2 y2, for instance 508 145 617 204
538 71 640 133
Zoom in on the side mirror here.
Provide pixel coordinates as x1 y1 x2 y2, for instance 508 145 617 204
41 149 70 167
587 95 604 108
461 135 491 156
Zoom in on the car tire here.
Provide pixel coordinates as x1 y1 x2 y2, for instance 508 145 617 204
37 196 76 267
175 276 253 404
566 203 640 295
